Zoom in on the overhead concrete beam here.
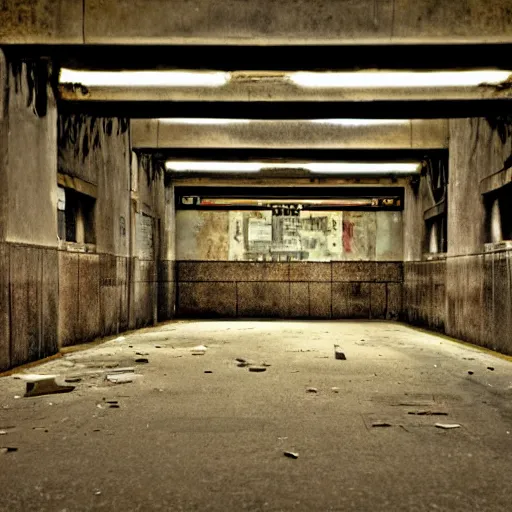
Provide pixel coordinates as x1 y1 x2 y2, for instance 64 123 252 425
0 0 83 44
2 0 512 44
60 79 512 103
132 119 449 150
85 0 512 45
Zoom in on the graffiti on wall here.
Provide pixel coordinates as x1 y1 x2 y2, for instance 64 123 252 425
228 210 343 261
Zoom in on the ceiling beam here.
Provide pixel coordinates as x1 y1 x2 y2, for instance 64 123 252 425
132 119 449 150
3 0 512 45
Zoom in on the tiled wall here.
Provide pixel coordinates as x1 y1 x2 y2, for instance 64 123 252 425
176 261 403 319
404 250 512 354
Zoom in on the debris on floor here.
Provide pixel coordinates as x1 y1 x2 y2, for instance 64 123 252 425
235 358 247 363
106 374 135 384
135 358 149 364
435 423 461 429
306 387 318 393
0 447 18 454
283 451 299 459
21 374 76 398
408 411 448 416
331 387 340 393
65 377 82 383
334 345 347 360
204 370 213 374
0 431 6 436
191 345 207 355
468 371 474 375
487 367 495 371
372 422 392 428
248 366 267 373
108 367 135 374
155 345 162 349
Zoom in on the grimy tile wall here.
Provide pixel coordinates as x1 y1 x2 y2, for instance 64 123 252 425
177 261 403 320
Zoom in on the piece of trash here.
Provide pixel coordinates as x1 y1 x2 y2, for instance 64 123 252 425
93 429 101 432
204 370 213 374
20 374 75 398
105 400 118 404
108 367 135 374
109 404 120 409
306 387 318 393
331 387 340 393
468 371 474 375
136 352 149 356
191 345 207 355
114 336 125 343
283 451 299 459
135 358 149 364
155 345 162 349
106 374 135 384
235 358 247 363
33 427 49 432
14 395 21 399
334 345 346 360
487 367 495 371
408 411 448 416
435 423 461 429
65 377 82 383
94 491 102 496
372 422 392 428
0 431 7 436
249 366 267 373
0 447 18 454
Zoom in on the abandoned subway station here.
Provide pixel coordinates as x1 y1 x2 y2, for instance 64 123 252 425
3 2 512 511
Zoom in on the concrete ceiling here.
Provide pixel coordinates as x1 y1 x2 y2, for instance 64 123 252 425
2 0 512 44
132 119 449 150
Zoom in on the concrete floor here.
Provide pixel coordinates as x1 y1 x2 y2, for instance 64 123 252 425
1 321 512 512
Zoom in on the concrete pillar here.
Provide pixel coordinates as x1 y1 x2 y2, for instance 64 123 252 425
0 50 59 371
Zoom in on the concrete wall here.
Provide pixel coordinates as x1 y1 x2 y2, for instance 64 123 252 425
404 118 512 354
0 51 59 371
176 210 403 262
58 121 176 347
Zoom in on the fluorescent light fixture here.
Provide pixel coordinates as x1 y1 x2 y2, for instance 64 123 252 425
59 69 230 87
310 119 408 126
165 161 421 174
159 118 251 125
290 70 512 88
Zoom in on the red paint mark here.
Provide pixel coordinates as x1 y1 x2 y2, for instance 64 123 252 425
343 221 354 253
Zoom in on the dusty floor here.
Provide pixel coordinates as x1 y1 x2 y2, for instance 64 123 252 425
1 320 512 512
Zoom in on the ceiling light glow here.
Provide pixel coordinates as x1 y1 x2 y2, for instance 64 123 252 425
290 70 512 88
165 161 421 174
59 69 230 87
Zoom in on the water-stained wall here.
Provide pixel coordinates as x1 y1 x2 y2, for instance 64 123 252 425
176 209 403 262
0 51 58 371
404 118 512 354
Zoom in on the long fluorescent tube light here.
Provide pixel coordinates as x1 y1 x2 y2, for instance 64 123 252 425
165 161 421 174
159 118 251 125
290 70 512 88
160 118 406 126
59 69 230 87
310 119 408 126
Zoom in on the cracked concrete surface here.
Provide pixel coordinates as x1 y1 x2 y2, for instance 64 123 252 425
1 320 512 511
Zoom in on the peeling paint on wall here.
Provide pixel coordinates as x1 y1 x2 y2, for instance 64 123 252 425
177 209 403 262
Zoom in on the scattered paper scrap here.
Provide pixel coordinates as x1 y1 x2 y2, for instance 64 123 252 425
284 451 299 459
106 374 135 384
331 387 340 393
435 423 461 430
191 345 207 355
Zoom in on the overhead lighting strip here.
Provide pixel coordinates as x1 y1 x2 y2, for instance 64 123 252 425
165 161 421 174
